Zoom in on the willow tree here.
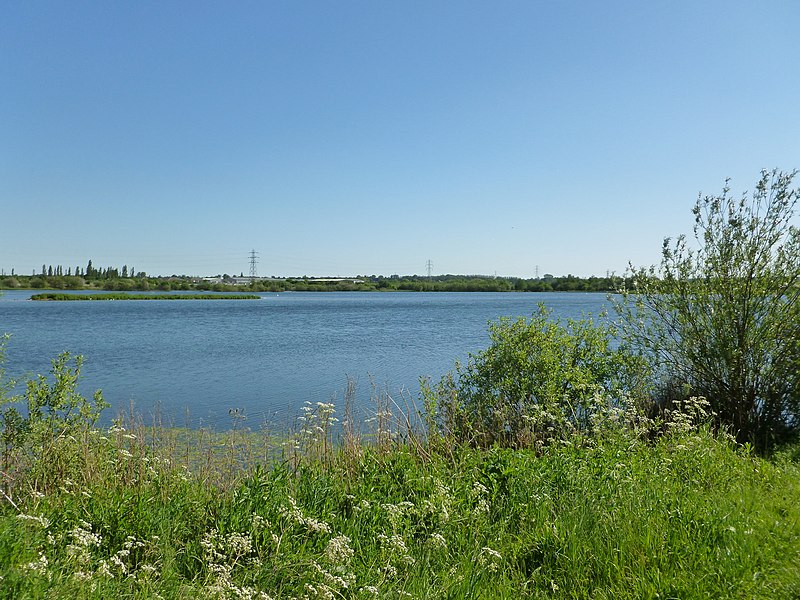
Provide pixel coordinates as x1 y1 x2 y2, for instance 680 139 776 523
617 169 800 449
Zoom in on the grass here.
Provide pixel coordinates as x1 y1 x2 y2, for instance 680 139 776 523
29 293 261 301
1 397 799 599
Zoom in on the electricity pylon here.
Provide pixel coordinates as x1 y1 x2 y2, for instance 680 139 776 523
249 249 259 278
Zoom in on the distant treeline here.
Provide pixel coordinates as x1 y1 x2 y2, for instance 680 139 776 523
378 274 626 292
0 262 626 293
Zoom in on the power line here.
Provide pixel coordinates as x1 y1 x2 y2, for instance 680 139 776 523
426 259 433 278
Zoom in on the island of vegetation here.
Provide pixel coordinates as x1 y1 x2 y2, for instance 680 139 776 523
1 170 799 598
29 292 261 301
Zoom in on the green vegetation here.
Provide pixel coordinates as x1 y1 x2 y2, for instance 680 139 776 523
0 348 798 598
1 169 799 597
425 306 650 449
616 169 800 451
30 293 261 301
383 273 623 293
1 270 626 294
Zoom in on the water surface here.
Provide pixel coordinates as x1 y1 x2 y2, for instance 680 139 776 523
0 291 610 428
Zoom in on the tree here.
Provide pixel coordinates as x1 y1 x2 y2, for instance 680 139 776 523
616 169 800 450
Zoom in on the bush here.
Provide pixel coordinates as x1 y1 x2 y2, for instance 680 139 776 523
425 305 649 448
0 339 108 493
617 169 800 450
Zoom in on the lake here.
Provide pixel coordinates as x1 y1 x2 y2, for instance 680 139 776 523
0 290 611 428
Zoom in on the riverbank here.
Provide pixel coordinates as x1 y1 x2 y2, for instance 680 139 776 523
1 409 799 598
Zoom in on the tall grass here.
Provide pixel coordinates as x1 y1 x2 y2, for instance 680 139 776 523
1 384 799 599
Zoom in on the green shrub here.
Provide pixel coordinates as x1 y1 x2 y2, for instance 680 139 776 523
425 305 649 448
0 341 108 493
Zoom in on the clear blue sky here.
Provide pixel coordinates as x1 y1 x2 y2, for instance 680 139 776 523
2 1 798 278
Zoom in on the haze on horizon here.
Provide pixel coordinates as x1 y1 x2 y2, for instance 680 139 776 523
2 2 798 279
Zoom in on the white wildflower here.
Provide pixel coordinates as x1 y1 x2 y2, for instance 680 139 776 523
251 514 266 530
378 533 415 566
280 496 332 534
110 553 128 574
472 481 489 496
382 501 414 523
22 551 49 575
226 532 253 557
71 525 102 547
97 560 114 578
382 564 398 578
16 514 51 528
306 518 332 534
478 546 502 572
473 497 490 515
325 535 354 564
310 559 353 592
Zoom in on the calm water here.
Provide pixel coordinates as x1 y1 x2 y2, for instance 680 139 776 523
0 291 610 428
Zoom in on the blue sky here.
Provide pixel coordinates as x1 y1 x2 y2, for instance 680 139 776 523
2 1 798 278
